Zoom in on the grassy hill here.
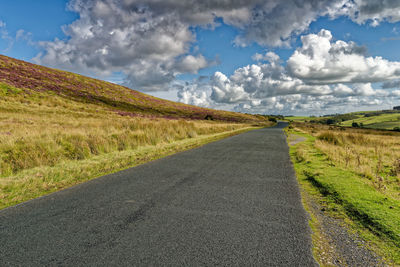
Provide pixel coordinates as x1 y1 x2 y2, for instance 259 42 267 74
0 54 265 123
287 110 400 130
339 112 400 129
0 55 271 209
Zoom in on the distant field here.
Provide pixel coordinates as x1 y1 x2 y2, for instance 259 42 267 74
0 55 272 209
340 113 400 129
286 111 400 130
288 122 400 264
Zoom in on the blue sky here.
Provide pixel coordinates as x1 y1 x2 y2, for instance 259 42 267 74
0 0 78 60
1 0 400 115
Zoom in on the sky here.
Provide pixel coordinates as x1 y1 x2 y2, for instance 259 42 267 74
1 0 400 115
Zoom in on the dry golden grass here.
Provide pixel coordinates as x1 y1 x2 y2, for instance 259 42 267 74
0 92 266 208
287 124 400 264
293 123 400 201
0 93 252 177
0 54 272 209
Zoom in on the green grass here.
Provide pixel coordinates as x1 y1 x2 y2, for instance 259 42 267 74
286 110 400 131
0 82 22 96
288 129 400 264
340 113 400 129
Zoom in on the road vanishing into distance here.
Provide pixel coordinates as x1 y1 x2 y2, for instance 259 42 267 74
0 122 317 266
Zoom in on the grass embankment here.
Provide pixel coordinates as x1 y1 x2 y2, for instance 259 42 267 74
0 54 272 209
0 89 263 209
287 123 400 264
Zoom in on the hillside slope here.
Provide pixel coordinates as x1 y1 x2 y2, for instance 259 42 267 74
0 54 264 123
0 54 271 209
339 111 400 129
287 110 400 130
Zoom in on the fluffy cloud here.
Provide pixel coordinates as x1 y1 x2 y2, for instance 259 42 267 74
174 55 209 74
35 0 204 91
35 0 266 91
347 0 400 26
179 29 400 114
177 85 210 108
252 51 280 62
208 61 375 106
287 29 400 84
391 90 400 96
232 0 400 47
211 72 250 103
233 0 349 47
34 0 400 92
232 93 395 115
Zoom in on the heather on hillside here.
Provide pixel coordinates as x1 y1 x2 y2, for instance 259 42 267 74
0 55 272 209
0 55 266 123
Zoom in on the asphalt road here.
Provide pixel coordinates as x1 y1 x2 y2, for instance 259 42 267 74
0 121 317 266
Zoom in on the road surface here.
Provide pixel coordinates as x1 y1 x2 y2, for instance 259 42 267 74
0 122 317 266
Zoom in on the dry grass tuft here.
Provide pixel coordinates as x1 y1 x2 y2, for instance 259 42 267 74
0 92 262 209
317 131 339 145
294 123 400 201
0 93 251 177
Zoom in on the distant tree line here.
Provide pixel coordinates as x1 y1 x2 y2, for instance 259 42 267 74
309 114 358 125
359 109 400 116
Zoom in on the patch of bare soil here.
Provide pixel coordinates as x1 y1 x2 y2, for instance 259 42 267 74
288 134 306 146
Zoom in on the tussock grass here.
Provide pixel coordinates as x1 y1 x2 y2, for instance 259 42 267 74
0 59 272 209
0 92 259 208
317 131 339 145
298 124 400 201
288 123 400 264
1 127 256 209
0 54 271 209
0 112 243 176
0 94 255 170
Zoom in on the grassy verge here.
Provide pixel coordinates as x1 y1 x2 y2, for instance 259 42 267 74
286 127 400 265
1 126 259 210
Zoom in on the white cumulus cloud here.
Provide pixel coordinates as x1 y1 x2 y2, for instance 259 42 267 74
211 72 250 103
252 51 280 62
287 29 400 84
34 0 400 92
179 29 400 114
